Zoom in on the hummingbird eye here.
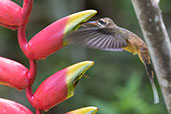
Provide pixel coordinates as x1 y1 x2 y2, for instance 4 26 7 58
98 20 106 25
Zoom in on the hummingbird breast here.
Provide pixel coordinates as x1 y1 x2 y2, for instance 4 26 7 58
122 30 142 55
122 30 151 64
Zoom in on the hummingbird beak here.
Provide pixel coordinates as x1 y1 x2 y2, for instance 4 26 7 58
86 21 97 25
80 21 97 27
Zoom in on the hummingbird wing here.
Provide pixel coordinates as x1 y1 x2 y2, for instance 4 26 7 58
65 27 128 51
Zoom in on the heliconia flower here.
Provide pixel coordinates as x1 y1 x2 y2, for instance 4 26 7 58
0 0 21 30
30 61 94 111
65 106 99 114
0 98 33 114
0 56 29 90
26 10 97 60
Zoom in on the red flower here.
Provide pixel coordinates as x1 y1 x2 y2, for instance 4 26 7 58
0 98 33 114
0 0 22 30
30 61 94 111
0 57 29 90
26 10 97 60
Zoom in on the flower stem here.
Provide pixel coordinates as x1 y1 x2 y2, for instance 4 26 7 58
17 24 28 56
20 1 39 113
17 0 33 57
26 86 42 113
21 0 33 25
28 60 37 85
36 109 42 114
25 86 34 105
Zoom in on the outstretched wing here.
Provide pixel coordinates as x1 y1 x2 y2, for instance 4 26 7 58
65 27 128 51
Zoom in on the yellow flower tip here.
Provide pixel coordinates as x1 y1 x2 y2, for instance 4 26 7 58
66 61 94 98
68 10 97 22
64 10 97 33
66 61 94 81
65 106 99 114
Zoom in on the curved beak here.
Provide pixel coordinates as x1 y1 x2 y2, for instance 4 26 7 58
79 21 97 28
83 21 97 25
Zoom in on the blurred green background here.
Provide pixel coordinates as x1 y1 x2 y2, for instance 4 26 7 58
0 0 171 114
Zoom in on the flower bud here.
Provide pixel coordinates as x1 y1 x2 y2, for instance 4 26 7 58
0 0 21 30
31 61 94 111
65 106 99 114
26 10 97 60
0 57 29 90
0 98 33 114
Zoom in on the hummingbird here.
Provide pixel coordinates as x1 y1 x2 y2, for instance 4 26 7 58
65 17 159 104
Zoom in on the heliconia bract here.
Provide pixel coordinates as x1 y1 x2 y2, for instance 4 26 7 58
30 61 94 111
0 98 33 114
26 10 97 60
0 0 21 30
0 57 30 90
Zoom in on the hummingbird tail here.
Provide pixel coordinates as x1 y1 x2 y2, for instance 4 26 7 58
140 48 159 104
145 63 160 104
149 76 160 104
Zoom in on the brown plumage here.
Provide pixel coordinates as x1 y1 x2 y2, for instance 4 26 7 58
65 17 159 104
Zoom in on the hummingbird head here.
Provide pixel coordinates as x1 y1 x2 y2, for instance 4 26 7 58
96 17 116 29
81 17 117 29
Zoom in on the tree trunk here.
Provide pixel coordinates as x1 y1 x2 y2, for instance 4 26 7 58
131 0 171 113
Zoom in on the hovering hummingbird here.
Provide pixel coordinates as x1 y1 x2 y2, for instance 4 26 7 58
65 17 159 104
